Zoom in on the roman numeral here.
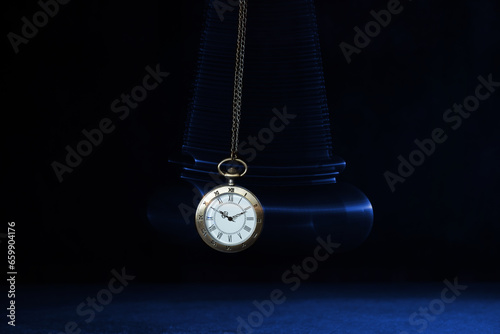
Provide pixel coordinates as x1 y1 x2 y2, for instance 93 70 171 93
243 225 251 232
228 194 233 202
247 217 254 221
228 235 232 242
237 233 242 239
209 225 216 232
217 232 223 239
244 206 251 211
217 197 223 204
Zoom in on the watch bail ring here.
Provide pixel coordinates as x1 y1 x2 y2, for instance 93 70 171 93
217 158 248 178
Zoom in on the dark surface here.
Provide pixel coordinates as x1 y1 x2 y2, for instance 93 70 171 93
5 283 500 333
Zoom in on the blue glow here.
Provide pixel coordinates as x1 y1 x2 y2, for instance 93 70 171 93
152 0 374 252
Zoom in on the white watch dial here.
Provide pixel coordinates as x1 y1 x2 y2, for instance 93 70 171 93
205 192 257 246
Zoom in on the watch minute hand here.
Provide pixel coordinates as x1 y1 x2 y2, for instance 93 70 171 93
231 212 245 220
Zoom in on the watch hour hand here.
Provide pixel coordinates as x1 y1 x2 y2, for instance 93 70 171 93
214 209 232 220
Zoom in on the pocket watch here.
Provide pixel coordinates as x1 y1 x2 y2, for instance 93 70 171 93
195 159 263 253
194 0 263 252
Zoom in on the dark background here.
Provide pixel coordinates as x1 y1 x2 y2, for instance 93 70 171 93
2 0 499 284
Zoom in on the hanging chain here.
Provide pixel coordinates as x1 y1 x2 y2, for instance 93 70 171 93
230 0 248 160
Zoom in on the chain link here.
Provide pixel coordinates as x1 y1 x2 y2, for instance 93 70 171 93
230 0 248 160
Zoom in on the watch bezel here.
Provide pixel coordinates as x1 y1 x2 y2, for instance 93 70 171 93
195 184 264 253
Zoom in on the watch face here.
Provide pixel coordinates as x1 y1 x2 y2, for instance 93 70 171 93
195 185 263 253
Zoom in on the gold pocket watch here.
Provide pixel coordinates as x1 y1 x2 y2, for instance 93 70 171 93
195 159 263 253
195 0 263 252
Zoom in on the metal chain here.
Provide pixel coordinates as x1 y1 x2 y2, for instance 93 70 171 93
230 0 248 160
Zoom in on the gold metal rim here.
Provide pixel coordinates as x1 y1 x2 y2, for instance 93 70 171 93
195 184 263 253
217 158 248 178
